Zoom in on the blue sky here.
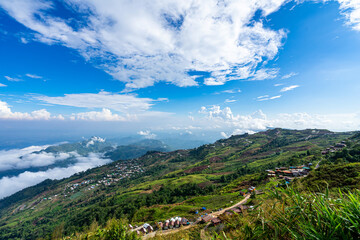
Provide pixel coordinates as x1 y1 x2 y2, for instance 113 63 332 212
0 0 360 142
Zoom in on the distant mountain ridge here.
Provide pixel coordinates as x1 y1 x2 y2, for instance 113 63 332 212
0 137 172 180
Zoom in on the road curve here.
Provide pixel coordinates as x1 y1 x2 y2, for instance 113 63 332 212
143 194 251 239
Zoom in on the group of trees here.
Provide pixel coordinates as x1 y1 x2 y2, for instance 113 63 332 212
326 146 360 164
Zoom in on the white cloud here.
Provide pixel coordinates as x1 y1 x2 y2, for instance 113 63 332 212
231 129 256 135
0 153 111 199
281 72 298 79
70 108 126 121
0 0 288 89
250 68 279 81
257 95 281 101
35 91 164 114
25 73 42 79
4 76 22 82
0 83 6 87
86 136 106 147
0 100 64 120
138 130 157 139
196 105 360 134
274 83 283 86
199 106 269 131
0 145 71 171
270 95 282 99
337 0 360 31
225 99 237 103
220 132 229 138
217 89 241 94
280 85 299 92
185 130 193 135
20 37 28 44
204 77 225 86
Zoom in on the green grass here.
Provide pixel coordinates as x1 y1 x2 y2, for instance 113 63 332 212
70 192 83 200
131 192 243 224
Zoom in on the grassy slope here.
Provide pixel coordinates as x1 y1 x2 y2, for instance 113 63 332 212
0 128 356 239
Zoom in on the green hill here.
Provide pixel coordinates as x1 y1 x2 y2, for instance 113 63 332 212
0 128 358 240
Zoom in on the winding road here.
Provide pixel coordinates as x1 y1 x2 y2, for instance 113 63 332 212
143 194 251 239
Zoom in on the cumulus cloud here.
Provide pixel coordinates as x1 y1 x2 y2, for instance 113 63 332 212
86 136 106 147
138 130 157 139
280 85 299 92
196 105 360 134
0 153 111 199
0 0 288 89
0 145 71 171
0 100 64 120
199 106 269 132
70 108 126 121
337 0 360 31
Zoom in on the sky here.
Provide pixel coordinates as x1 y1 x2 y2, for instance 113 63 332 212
0 0 360 144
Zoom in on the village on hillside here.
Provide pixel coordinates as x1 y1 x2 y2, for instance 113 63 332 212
13 160 144 213
130 141 350 237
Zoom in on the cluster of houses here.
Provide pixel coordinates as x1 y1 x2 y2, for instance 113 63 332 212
132 217 190 235
322 142 347 155
96 161 144 186
266 165 311 179
65 179 95 192
61 161 144 196
201 214 221 225
114 161 144 176
134 223 154 235
157 217 190 230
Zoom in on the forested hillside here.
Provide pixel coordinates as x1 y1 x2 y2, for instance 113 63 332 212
0 128 359 240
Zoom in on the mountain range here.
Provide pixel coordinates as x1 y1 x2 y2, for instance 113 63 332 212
0 128 359 239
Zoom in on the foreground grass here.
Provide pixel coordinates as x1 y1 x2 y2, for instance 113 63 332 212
59 219 140 240
211 188 360 240
154 187 360 240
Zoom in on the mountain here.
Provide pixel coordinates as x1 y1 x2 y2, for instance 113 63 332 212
0 138 171 180
160 138 208 150
40 136 112 155
108 136 208 151
104 139 170 160
0 128 358 239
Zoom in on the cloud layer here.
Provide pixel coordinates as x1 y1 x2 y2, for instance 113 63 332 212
0 153 111 199
0 145 71 171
